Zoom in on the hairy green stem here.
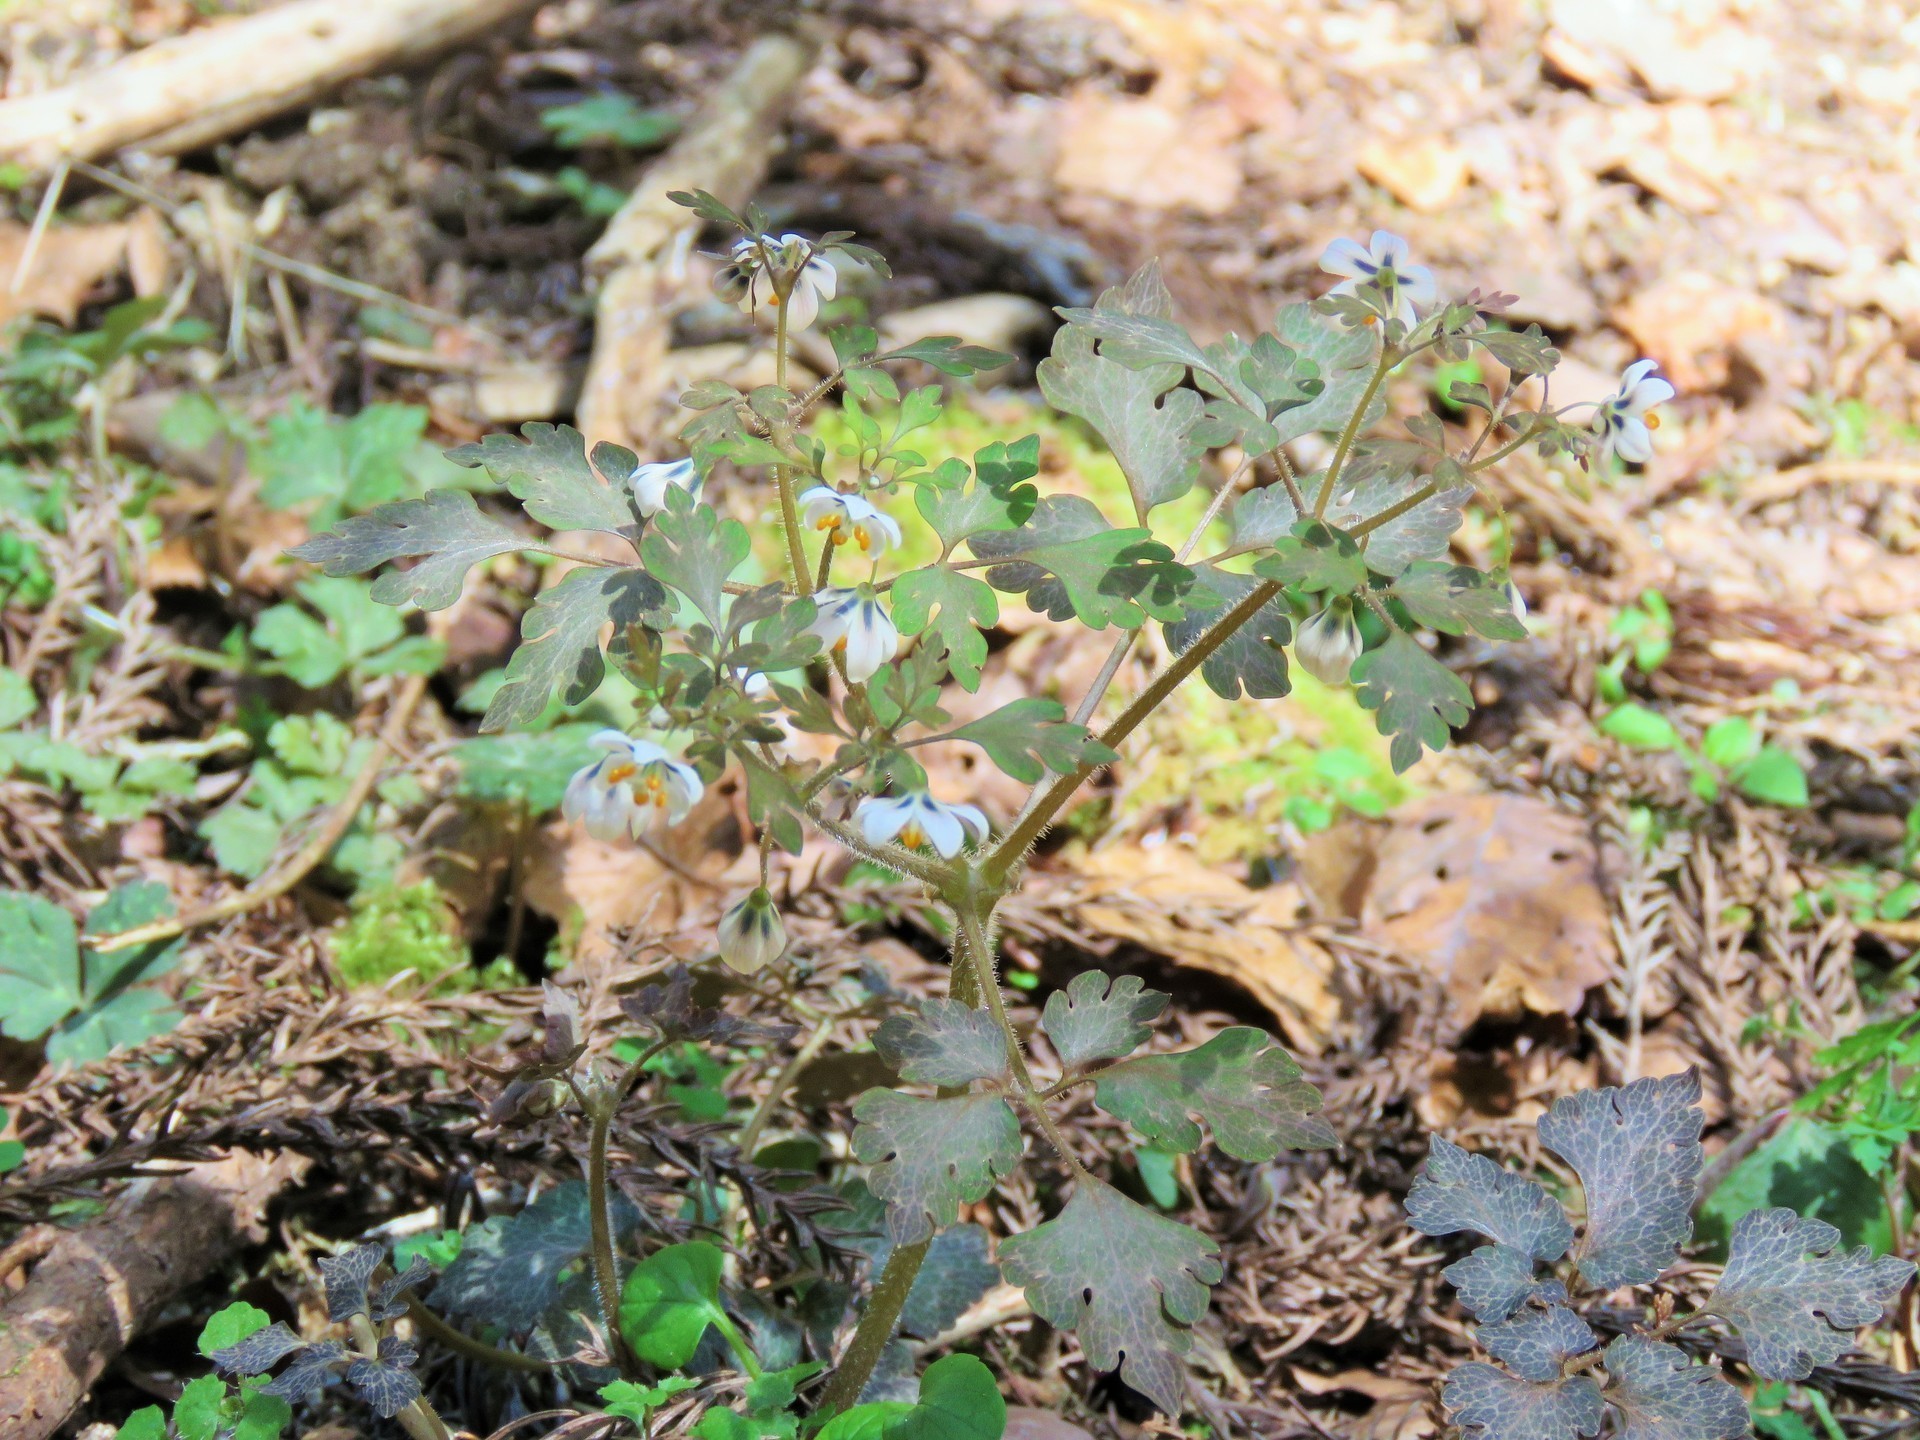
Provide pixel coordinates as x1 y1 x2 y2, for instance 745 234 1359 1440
405 1296 554 1373
584 1041 670 1374
349 1313 451 1440
771 298 812 592
1313 345 1394 517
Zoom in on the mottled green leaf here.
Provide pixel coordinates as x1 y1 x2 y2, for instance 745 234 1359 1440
1390 563 1528 640
1443 1362 1603 1440
853 1091 1021 1245
874 998 1007 1086
435 1180 636 1331
481 566 669 732
970 495 1194 629
1271 303 1383 445
891 567 997 690
913 439 1039 552
1325 466 1472 578
0 891 80 1040
289 491 528 611
946 698 1116 784
1093 1027 1334 1159
1251 519 1367 594
886 336 1014 376
998 1180 1221 1414
1478 1306 1597 1382
1164 565 1290 700
1406 1136 1573 1260
1349 629 1474 773
1041 970 1167 1069
640 493 749 629
1038 325 1204 517
448 422 634 534
1445 1246 1569 1323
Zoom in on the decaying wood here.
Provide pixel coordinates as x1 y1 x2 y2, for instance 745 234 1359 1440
0 0 543 172
576 33 816 454
0 1151 308 1440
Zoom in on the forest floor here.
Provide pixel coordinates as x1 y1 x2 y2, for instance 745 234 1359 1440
3 0 1920 1437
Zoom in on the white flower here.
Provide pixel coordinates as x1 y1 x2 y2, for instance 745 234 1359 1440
717 887 787 974
738 668 772 699
807 586 897 683
561 731 705 840
1319 230 1437 328
1590 359 1675 465
1295 600 1364 686
856 791 990 858
799 485 902 558
736 233 838 332
631 457 699 518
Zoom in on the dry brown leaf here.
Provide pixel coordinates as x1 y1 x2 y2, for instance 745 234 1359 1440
1035 843 1340 1050
1054 85 1244 215
1292 1369 1437 1440
0 219 132 328
1358 135 1470 214
1360 794 1613 1032
1614 270 1786 392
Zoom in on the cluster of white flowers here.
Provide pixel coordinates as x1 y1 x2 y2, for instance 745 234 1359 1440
718 232 839 332
561 731 705 841
807 585 898 684
800 486 901 558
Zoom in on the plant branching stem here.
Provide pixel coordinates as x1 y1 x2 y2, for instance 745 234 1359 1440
1312 346 1395 517
771 300 812 593
405 1296 555 1373
737 1013 836 1160
348 1313 451 1440
584 1038 673 1376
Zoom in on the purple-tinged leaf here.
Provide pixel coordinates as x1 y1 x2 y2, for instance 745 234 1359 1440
1603 1337 1746 1440
1091 1027 1335 1160
1444 1363 1603 1440
1478 1306 1598 1382
852 1090 1022 1245
1041 970 1168 1069
1407 1136 1573 1260
1444 1244 1570 1324
874 999 1007 1087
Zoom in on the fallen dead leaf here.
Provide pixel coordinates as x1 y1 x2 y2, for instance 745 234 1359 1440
1614 270 1786 392
1358 135 1470 214
1359 793 1614 1033
1028 842 1340 1050
1054 84 1244 215
1292 1369 1437 1440
0 220 133 328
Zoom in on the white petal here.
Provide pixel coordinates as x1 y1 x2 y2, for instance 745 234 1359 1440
1398 264 1437 307
561 766 597 822
1371 230 1412 267
804 256 838 302
919 805 965 858
842 620 887 682
858 797 910 845
785 281 820 332
748 269 776 315
1612 416 1654 464
950 803 990 846
1627 376 1675 413
1319 237 1373 279
589 729 631 753
866 512 904 555
1621 358 1660 389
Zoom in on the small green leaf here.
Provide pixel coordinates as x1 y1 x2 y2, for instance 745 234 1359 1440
1037 324 1204 517
1251 519 1367 594
1735 746 1809 808
1701 717 1758 769
1349 630 1474 773
884 336 1015 376
969 495 1194 630
481 566 670 732
1041 971 1168 1069
601 1376 700 1425
114 1406 167 1440
913 440 1039 552
945 698 1116 784
887 1353 1005 1440
174 1374 230 1440
1473 324 1560 379
1136 1147 1182 1209
1389 563 1527 640
289 491 528 612
0 670 35 729
891 568 998 691
617 1240 730 1369
1093 1027 1335 1159
1599 704 1682 753
641 493 750 630
452 725 603 812
0 891 81 1040
448 423 635 534
852 1090 1022 1244
541 93 680 149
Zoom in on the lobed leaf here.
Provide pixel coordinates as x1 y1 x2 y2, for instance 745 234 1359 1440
1349 629 1474 773
0 891 82 1040
434 1180 637 1331
890 567 997 690
1707 1206 1916 1379
1443 1362 1604 1440
346 1356 423 1419
260 1339 350 1405
1602 1336 1747 1440
874 998 1008 1086
970 495 1195 630
1536 1071 1703 1290
1478 1306 1599 1382
1406 1136 1573 1261
1445 1245 1571 1325
1092 1027 1336 1160
288 490 528 612
318 1242 383 1322
1271 303 1383 446
1389 562 1528 640
211 1321 309 1379
640 493 750 630
913 439 1039 552
1041 970 1168 1069
1251 519 1367 594
852 1091 1022 1245
447 423 635 534
1323 460 1472 578
946 698 1116 783
886 336 1015 375
1037 324 1205 517
1229 482 1301 551
480 566 670 733
1164 566 1290 701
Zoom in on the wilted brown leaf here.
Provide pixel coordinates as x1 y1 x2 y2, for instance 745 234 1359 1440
1358 794 1613 1032
1054 85 1244 215
0 220 133 328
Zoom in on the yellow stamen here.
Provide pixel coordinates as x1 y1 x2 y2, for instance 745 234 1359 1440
1645 414 1661 430
831 530 848 546
834 637 848 653
816 516 838 532
854 526 871 552
899 822 925 850
605 762 636 784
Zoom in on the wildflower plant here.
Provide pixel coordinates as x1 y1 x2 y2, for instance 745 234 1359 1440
1410 1073 1916 1440
289 189 1689 1423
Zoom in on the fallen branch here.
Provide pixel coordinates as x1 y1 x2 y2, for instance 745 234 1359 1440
0 0 543 172
0 1150 308 1440
1733 459 1920 513
92 672 429 953
576 33 816 453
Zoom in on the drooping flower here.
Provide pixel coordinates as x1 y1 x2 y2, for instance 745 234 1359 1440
1590 360 1675 465
561 731 704 840
1319 230 1437 328
855 791 990 859
631 457 699 518
799 486 902 558
1295 599 1364 686
729 233 838 332
807 586 898 684
718 887 787 974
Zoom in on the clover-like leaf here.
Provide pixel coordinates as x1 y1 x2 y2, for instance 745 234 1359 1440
0 891 82 1040
1478 1306 1599 1382
1349 629 1475 773
970 495 1195 629
1271 303 1384 445
448 422 635 534
1536 1071 1703 1290
914 441 1039 552
874 999 1007 1086
211 1322 309 1379
998 1180 1221 1414
945 698 1117 784
346 1355 423 1419
1603 1337 1747 1440
319 1242 383 1322
1251 519 1367 594
618 1240 730 1369
1041 970 1168 1069
1038 324 1204 518
640 492 750 631
1406 1136 1574 1261
891 567 998 690
1389 562 1528 640
1707 1206 1916 1380
1445 1246 1570 1325
1443 1362 1604 1440
1092 1027 1335 1160
480 566 670 733
852 1091 1022 1245
288 491 529 612
1164 566 1291 701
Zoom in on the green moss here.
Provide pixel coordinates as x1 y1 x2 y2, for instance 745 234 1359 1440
329 880 511 991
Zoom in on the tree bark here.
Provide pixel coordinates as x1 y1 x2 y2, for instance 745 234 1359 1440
0 0 543 172
0 1151 307 1440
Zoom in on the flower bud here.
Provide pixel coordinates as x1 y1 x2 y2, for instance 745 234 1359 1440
1295 600 1364 686
718 887 786 975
